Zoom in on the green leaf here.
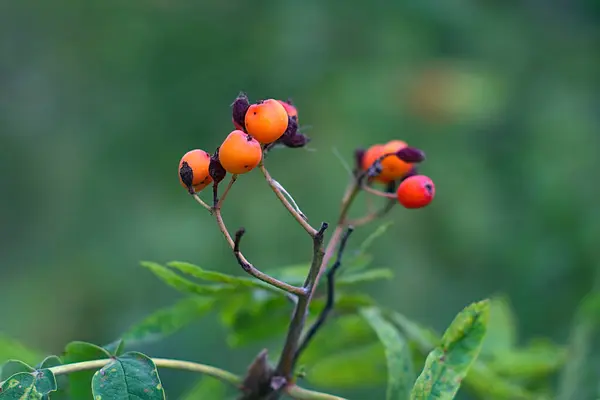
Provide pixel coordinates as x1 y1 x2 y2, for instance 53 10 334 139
62 341 111 399
298 314 379 366
103 339 126 357
360 307 414 400
481 296 517 356
91 352 165 400
35 357 69 400
122 297 215 345
305 342 387 389
35 357 61 370
0 360 34 381
337 269 394 286
0 334 41 366
410 299 490 400
265 264 310 287
0 369 57 399
167 261 279 294
386 311 440 354
181 376 227 400
557 292 600 400
141 261 235 295
465 361 539 400
358 222 394 255
488 340 565 378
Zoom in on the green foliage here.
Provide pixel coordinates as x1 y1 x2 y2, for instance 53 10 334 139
410 300 490 400
103 340 126 357
122 297 215 345
480 297 517 356
360 307 414 400
91 352 165 400
0 361 34 382
181 376 228 400
557 291 600 400
0 369 56 399
62 341 111 399
0 335 41 367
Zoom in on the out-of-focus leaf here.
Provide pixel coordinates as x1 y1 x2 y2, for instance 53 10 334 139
0 369 57 399
266 264 309 287
91 352 165 400
0 360 34 381
0 334 41 366
410 299 490 400
309 293 376 316
465 361 540 400
103 339 126 356
360 307 414 400
298 314 379 366
358 222 394 255
304 342 387 389
167 261 279 294
481 296 517 356
141 261 235 295
336 269 394 286
385 311 439 353
63 341 111 399
489 340 566 378
557 292 600 400
122 297 215 345
225 295 291 347
180 376 227 400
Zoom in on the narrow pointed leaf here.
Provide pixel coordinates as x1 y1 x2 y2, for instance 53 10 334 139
62 341 111 399
465 361 538 400
0 369 57 399
361 307 414 400
91 352 165 400
410 299 490 400
123 296 214 345
481 296 517 356
103 339 126 357
557 292 600 400
337 269 394 286
386 311 440 353
141 261 234 295
167 261 279 294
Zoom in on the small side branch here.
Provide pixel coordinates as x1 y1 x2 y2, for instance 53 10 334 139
293 226 354 366
234 228 307 296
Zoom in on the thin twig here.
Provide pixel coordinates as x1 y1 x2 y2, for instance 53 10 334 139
276 223 328 377
347 198 396 227
293 227 354 366
362 185 396 199
259 163 318 237
216 174 238 209
213 209 306 296
272 179 308 221
192 194 212 212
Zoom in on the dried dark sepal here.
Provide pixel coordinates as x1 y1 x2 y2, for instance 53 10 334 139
209 148 226 184
367 159 383 178
284 115 298 137
354 148 365 170
400 166 419 182
396 146 426 163
240 349 277 399
232 92 250 130
179 161 195 194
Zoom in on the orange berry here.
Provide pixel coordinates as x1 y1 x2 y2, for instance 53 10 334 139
278 100 298 121
245 99 289 144
218 130 262 174
396 175 435 208
379 140 412 181
179 149 213 192
361 144 392 184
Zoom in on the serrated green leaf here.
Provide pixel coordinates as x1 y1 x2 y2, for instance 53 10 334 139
360 307 414 400
337 269 394 286
0 369 57 399
0 361 34 381
298 314 379 366
410 299 490 400
304 342 387 389
167 261 279 294
103 339 126 357
62 341 111 399
122 297 215 345
180 376 227 400
0 335 41 366
557 292 600 400
386 311 440 354
141 261 235 295
481 296 517 356
91 352 165 400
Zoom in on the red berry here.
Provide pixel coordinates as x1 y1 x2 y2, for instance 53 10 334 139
396 175 435 208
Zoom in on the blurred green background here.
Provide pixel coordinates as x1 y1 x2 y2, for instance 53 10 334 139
1 1 599 398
